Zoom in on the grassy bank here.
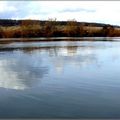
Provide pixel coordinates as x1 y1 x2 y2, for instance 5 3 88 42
0 19 120 38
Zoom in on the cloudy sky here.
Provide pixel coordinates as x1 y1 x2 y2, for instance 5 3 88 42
0 1 120 25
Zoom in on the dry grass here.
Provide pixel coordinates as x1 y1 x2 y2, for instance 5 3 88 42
0 20 120 38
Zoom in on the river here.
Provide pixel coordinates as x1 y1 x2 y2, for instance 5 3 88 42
0 38 120 118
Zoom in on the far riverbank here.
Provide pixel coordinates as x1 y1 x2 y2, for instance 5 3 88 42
0 37 120 44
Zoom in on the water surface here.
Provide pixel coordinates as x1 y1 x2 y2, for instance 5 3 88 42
0 38 120 118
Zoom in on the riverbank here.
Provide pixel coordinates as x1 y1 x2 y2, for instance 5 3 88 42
1 19 120 38
0 37 120 44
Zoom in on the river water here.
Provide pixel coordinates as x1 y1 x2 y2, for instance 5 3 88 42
0 38 120 118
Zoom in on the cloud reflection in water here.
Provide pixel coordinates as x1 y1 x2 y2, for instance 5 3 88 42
0 41 112 90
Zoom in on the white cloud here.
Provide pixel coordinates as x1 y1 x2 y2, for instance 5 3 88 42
1 1 120 25
0 1 16 12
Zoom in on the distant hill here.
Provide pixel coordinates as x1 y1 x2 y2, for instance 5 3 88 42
0 19 120 28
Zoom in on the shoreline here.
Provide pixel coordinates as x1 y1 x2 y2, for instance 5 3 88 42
0 37 119 44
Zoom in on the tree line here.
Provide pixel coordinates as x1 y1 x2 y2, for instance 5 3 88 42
0 19 120 38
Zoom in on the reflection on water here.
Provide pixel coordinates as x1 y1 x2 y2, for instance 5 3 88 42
1 40 120 118
0 51 49 90
0 42 100 90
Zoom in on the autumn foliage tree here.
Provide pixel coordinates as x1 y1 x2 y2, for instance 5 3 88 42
0 26 3 38
20 19 41 37
102 25 115 37
64 19 81 37
43 18 58 37
1 18 120 38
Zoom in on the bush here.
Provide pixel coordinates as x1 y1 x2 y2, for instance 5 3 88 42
0 26 3 38
43 18 58 37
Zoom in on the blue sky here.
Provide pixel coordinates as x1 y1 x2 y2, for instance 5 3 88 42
0 1 120 25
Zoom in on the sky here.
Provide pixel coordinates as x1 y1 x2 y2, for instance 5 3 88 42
0 1 120 25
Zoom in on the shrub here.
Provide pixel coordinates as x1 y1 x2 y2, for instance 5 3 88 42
0 26 3 38
20 19 41 37
64 19 82 37
102 25 115 37
43 18 58 37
